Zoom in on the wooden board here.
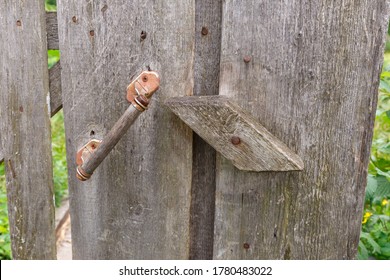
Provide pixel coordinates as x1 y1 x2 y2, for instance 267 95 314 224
46 11 59 50
190 0 222 260
57 0 194 259
0 1 56 259
49 61 63 117
167 96 304 171
213 0 389 259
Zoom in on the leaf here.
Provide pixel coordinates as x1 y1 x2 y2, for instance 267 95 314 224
366 175 378 201
380 80 390 93
375 176 390 198
357 240 369 260
360 232 382 254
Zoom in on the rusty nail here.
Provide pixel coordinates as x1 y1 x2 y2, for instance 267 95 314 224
142 75 148 82
201 26 208 36
140 31 147 41
16 20 21 26
231 136 241 145
243 55 251 63
72 16 77 23
243 243 250 249
90 30 95 36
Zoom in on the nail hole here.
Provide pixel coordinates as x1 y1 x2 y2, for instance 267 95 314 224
142 76 148 82
91 144 96 150
90 30 95 36
243 243 250 250
201 26 208 35
101 4 108 13
72 16 77 23
16 20 21 27
140 30 147 41
90 130 95 136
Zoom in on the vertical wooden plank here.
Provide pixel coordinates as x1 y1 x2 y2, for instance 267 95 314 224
190 0 222 259
0 1 56 259
214 0 389 259
57 0 194 259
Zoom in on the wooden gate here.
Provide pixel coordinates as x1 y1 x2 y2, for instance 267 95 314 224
0 0 389 259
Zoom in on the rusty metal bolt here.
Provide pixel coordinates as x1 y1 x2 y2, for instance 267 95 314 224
243 243 250 250
243 55 251 63
231 136 241 145
201 26 209 36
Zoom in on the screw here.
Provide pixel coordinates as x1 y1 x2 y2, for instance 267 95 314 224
231 136 241 145
140 31 147 41
16 20 21 26
201 26 208 36
72 16 77 23
243 55 251 63
90 30 95 36
243 243 250 250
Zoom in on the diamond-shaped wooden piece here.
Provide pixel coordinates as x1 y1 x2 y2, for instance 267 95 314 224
165 96 304 172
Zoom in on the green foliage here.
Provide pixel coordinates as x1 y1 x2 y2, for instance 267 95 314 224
358 53 390 260
0 164 11 259
45 0 57 11
51 111 68 207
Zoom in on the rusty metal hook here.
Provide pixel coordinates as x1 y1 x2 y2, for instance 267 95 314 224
76 71 160 181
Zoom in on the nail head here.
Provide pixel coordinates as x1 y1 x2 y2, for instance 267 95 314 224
243 55 251 63
243 243 250 249
231 136 241 145
201 26 209 36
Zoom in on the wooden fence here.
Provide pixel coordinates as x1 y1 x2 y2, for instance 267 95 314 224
0 0 389 259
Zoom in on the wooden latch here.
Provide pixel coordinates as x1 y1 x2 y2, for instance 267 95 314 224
165 96 304 172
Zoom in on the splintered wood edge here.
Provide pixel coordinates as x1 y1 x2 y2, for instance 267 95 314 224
165 96 304 172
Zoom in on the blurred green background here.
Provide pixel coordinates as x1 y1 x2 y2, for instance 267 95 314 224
0 0 389 259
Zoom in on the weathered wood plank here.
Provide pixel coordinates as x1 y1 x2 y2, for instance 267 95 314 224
0 13 62 163
213 0 389 259
167 96 304 171
57 0 194 259
46 11 59 50
49 61 62 117
190 0 222 260
0 1 56 259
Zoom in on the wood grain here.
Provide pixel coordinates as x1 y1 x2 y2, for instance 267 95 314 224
49 61 63 117
0 13 62 163
46 11 59 50
0 1 56 259
213 0 389 259
57 0 194 259
166 96 304 171
190 0 222 260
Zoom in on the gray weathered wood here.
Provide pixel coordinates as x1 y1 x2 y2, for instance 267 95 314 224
190 0 222 260
213 0 389 259
167 96 304 171
46 11 59 50
0 1 56 259
57 0 194 259
49 61 63 117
